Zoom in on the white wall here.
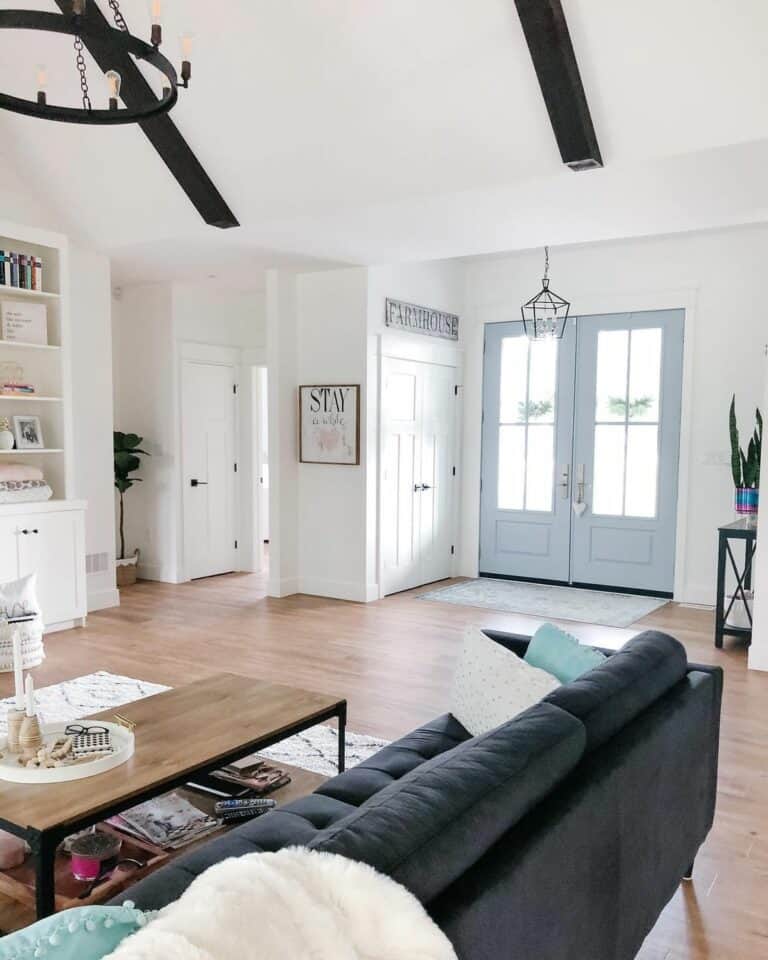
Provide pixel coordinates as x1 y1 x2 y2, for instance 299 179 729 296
70 246 119 611
748 367 768 672
112 279 266 582
461 224 768 604
112 284 176 581
267 261 466 602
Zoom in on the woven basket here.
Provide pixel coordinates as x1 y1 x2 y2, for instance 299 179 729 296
0 620 45 671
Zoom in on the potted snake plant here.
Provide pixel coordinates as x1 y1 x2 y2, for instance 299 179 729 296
729 396 762 517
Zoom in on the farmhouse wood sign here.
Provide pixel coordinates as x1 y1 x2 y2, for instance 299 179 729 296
385 298 459 341
299 384 361 465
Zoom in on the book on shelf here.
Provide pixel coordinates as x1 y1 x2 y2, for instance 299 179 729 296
210 760 292 796
0 251 43 291
107 792 221 850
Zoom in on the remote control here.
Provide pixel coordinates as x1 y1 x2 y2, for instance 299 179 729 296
214 797 277 815
220 806 273 823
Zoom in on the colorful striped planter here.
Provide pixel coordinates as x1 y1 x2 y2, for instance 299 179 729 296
735 487 759 515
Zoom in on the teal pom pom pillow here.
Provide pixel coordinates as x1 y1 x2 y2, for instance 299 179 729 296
0 903 152 960
524 622 607 683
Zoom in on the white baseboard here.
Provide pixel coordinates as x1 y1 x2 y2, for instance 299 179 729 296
298 577 373 603
137 562 183 584
268 576 299 598
88 587 121 613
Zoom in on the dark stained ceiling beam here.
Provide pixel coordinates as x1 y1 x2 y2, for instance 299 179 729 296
54 0 239 227
513 0 603 171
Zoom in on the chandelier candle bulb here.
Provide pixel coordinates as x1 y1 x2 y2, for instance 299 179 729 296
36 65 47 105
180 33 193 86
72 0 87 15
106 69 121 109
151 0 162 46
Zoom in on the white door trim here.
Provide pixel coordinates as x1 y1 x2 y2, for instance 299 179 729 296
177 341 242 583
376 334 463 600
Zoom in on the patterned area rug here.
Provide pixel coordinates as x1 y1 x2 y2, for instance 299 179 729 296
0 672 389 777
417 578 667 628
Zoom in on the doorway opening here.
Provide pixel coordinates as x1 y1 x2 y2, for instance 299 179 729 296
479 310 684 596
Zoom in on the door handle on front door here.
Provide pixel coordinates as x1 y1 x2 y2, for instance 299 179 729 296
190 479 208 487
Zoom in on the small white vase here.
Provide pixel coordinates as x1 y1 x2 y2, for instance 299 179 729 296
0 430 14 451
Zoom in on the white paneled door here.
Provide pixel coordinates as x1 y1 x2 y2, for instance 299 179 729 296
182 357 238 580
480 310 684 595
382 358 457 595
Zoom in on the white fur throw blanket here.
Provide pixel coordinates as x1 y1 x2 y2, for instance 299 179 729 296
106 848 458 960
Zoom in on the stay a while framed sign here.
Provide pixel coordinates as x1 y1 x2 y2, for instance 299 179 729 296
299 384 360 465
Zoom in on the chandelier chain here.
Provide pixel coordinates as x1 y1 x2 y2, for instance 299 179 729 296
107 0 129 32
544 246 550 281
73 34 92 112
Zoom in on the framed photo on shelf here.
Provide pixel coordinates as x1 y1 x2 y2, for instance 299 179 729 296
299 384 360 465
13 415 44 450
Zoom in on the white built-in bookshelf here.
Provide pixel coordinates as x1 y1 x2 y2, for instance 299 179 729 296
0 220 73 500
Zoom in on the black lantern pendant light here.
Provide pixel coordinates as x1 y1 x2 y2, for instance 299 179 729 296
521 246 570 340
0 0 193 125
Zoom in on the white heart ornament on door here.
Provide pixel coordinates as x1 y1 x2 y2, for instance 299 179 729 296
573 502 587 517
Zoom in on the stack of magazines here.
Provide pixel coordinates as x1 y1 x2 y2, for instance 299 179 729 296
107 792 221 850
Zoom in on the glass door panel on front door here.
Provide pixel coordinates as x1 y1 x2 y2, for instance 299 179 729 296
480 310 684 594
480 321 575 583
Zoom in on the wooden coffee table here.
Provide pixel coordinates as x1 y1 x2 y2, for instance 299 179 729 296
0 674 346 921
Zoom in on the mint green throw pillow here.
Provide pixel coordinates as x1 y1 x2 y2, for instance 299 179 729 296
0 903 152 960
524 622 607 683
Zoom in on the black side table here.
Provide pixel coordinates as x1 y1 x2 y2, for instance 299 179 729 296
715 518 757 648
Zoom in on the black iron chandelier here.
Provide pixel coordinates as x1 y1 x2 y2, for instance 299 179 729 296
521 246 571 340
0 1 192 125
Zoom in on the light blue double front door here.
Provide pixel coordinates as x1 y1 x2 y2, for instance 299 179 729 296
479 310 684 595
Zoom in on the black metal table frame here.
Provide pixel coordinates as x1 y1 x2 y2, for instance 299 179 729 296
0 700 347 920
715 524 756 648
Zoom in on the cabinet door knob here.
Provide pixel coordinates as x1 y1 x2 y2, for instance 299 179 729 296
33 529 39 535
21 529 28 535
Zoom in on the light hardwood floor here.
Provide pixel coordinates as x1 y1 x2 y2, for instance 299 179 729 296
2 573 766 959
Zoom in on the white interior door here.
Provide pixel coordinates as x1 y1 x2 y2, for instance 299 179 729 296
382 358 457 595
182 357 237 580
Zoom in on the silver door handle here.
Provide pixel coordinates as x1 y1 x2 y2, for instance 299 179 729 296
557 465 570 499
575 464 586 504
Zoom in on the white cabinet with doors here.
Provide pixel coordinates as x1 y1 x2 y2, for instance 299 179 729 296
0 501 87 630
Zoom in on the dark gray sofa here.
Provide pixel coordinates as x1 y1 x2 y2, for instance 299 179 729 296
118 629 723 960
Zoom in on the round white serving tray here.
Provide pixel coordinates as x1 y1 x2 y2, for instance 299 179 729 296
0 721 134 784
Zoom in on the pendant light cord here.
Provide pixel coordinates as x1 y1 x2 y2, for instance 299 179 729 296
544 246 550 281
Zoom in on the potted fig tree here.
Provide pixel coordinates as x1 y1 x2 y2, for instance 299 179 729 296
114 431 149 587
729 396 762 518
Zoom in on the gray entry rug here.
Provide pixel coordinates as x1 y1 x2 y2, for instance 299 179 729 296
0 671 389 778
418 578 667 628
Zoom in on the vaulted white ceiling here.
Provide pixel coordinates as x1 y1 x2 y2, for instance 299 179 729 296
1 0 768 283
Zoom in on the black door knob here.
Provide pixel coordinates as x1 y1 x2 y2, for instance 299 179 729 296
190 479 209 487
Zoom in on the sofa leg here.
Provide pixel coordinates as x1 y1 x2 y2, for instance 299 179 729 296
682 861 695 882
